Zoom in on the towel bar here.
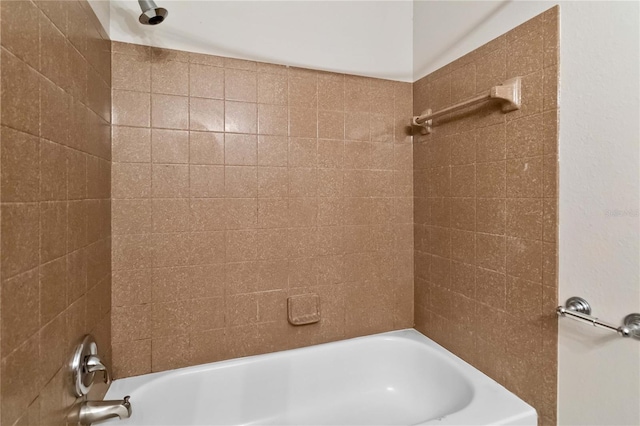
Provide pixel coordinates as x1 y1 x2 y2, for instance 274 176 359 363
557 297 640 340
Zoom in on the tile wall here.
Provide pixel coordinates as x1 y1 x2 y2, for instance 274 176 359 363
0 0 112 424
110 42 414 378
413 7 558 425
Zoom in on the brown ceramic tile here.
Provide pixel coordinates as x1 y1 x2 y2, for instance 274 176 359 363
451 63 476 103
189 64 224 99
451 198 476 231
112 126 151 162
258 135 288 167
543 66 558 111
40 77 70 145
151 60 189 95
506 276 542 316
543 8 559 68
112 163 151 199
476 161 505 198
151 47 189 63
40 12 69 89
506 30 543 78
190 98 224 132
543 199 557 243
450 229 475 265
289 74 318 109
225 68 257 102
189 232 226 266
506 237 543 282
190 199 227 231
152 233 190 268
1 127 40 202
225 133 258 166
451 165 475 197
112 52 151 92
318 169 344 198
152 129 189 163
258 72 287 105
543 242 557 288
370 114 394 143
318 74 345 111
317 139 343 169
190 165 225 198
289 168 317 197
345 112 370 141
258 104 288 136
289 107 318 138
112 305 151 342
227 198 258 229
1 334 40 425
153 199 190 232
506 199 543 240
476 267 506 310
543 154 557 198
190 51 224 66
258 167 288 198
112 340 152 378
476 48 506 93
40 139 68 201
226 230 258 262
190 131 224 165
112 90 150 127
506 157 543 198
318 110 345 139
288 138 316 168
1 269 39 358
450 131 476 165
1 0 40 68
1 203 40 279
224 57 257 71
476 233 506 273
151 94 189 129
112 269 152 307
225 166 257 197
344 141 371 170
225 101 257 134
476 198 505 235
39 257 68 325
151 334 191 371
506 114 543 159
152 164 189 198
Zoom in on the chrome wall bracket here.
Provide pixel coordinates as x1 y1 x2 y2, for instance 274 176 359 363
557 297 640 340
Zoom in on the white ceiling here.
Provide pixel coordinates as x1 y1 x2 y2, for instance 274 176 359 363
413 0 556 79
108 0 414 81
91 0 556 82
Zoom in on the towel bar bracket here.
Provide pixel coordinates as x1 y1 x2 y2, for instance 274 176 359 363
412 77 521 135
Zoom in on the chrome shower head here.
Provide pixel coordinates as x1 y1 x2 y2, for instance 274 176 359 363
138 0 168 25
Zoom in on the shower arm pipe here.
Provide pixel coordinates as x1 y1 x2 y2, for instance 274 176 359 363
138 0 158 11
412 77 521 133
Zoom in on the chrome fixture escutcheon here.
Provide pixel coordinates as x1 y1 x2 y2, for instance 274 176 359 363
564 296 591 315
70 335 111 397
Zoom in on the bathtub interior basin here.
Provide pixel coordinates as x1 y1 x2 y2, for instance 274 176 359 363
101 329 536 426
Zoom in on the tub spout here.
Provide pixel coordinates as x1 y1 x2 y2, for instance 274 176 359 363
79 395 132 425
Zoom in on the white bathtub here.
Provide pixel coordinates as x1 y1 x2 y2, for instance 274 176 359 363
101 329 536 426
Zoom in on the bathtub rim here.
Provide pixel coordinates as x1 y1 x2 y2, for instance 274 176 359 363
105 328 537 426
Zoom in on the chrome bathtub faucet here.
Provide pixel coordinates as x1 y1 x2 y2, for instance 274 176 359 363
79 395 132 425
